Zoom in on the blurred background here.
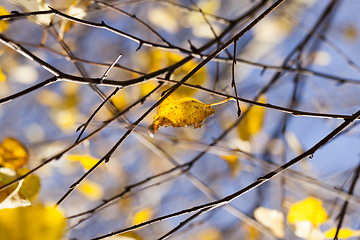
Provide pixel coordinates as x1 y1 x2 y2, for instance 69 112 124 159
1 0 360 239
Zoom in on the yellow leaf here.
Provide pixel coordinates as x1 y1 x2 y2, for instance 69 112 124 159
17 169 41 202
0 183 17 206
0 66 6 82
67 154 98 170
77 179 104 201
0 204 66 240
288 197 328 226
148 96 215 136
0 6 10 32
0 168 40 208
221 155 241 178
324 228 360 239
0 168 20 205
0 179 30 209
254 207 284 238
133 207 154 225
238 95 266 141
0 138 28 170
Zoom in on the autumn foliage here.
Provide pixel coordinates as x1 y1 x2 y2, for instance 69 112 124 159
1 0 360 240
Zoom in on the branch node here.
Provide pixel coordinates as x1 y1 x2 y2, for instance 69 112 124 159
136 41 143 51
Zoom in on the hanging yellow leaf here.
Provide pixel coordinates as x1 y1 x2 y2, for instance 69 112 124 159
67 154 99 170
148 96 215 136
0 137 28 170
221 155 241 178
77 179 104 201
0 6 10 32
238 95 266 141
254 207 284 238
0 204 66 240
324 228 360 239
288 197 328 226
133 207 154 225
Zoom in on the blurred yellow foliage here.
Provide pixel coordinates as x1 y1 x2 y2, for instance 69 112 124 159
0 168 40 208
0 6 9 32
149 96 215 136
242 223 261 240
0 204 66 240
254 207 284 238
288 197 327 226
37 82 81 132
77 179 104 201
342 24 358 42
0 66 6 82
111 232 143 240
196 227 222 240
140 49 207 98
0 138 28 170
17 168 40 202
67 154 98 170
111 90 130 111
238 95 266 141
324 228 360 239
133 207 154 225
221 155 241 178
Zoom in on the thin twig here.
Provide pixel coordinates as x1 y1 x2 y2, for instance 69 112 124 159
95 1 172 46
333 163 360 239
231 40 241 116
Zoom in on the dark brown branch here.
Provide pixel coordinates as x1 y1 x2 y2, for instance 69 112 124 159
49 6 193 54
0 10 54 21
